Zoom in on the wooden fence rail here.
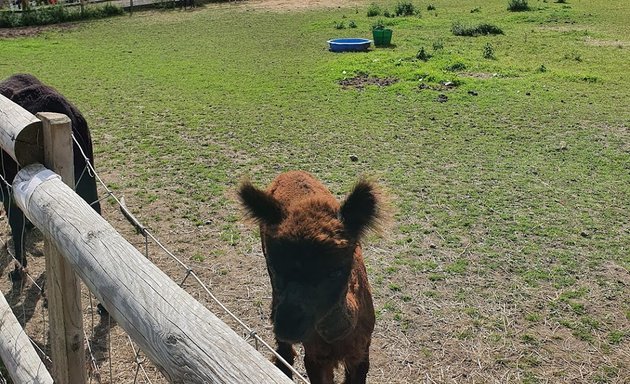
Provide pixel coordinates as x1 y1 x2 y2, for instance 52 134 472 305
0 94 293 383
0 288 54 384
0 93 43 166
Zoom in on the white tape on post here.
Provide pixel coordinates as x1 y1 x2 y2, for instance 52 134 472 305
13 165 61 219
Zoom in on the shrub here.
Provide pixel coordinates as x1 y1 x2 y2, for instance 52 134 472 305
470 7 481 13
334 21 345 29
416 47 431 61
395 1 416 16
383 9 392 17
451 22 466 35
102 3 124 17
348 20 357 28
555 0 567 3
452 21 504 36
367 3 381 17
0 4 123 27
20 6 71 25
483 42 495 59
427 4 436 11
0 11 20 28
507 0 530 11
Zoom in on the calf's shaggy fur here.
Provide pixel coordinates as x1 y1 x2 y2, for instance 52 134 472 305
238 171 386 384
0 74 100 280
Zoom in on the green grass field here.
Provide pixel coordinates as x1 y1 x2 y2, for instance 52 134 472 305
1 0 628 382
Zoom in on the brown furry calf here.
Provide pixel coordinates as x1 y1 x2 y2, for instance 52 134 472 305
238 171 386 384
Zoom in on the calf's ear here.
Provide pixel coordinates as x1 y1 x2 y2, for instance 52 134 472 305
339 179 386 239
237 181 283 226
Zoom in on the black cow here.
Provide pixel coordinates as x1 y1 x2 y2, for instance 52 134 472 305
0 74 101 281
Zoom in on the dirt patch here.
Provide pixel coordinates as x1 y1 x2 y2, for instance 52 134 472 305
418 81 458 91
537 25 584 33
244 0 362 12
339 73 399 90
0 23 79 39
583 37 628 48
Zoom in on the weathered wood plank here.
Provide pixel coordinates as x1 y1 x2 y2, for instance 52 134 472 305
13 163 293 384
0 288 54 384
39 112 86 384
0 93 43 166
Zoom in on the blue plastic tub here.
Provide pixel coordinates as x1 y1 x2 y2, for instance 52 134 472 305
327 38 372 52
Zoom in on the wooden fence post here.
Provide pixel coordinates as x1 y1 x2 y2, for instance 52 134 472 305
37 112 86 384
12 164 294 383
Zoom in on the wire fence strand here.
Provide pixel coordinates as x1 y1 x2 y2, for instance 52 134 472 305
0 133 308 383
71 134 310 383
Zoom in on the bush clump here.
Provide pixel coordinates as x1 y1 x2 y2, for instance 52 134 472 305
507 0 530 11
395 1 417 16
445 62 467 71
451 21 504 36
367 3 381 17
0 4 123 28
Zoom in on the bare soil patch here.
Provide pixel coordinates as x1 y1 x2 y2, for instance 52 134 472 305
0 24 79 39
339 73 399 90
583 37 628 48
244 0 362 12
418 81 458 92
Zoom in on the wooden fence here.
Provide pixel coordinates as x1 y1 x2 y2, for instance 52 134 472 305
0 94 293 384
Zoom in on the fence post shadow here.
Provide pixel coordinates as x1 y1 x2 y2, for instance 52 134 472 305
88 312 117 376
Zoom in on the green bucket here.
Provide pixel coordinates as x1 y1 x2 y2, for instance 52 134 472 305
372 29 393 46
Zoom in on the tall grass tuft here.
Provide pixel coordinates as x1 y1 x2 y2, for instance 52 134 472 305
416 47 431 61
483 43 496 59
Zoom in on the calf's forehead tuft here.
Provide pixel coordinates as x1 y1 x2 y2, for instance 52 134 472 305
272 198 350 246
